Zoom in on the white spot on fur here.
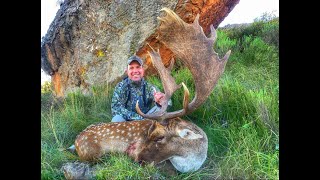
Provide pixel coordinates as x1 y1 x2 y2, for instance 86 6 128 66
109 136 114 139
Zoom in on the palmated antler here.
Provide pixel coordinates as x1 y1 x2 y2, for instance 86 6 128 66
136 8 231 121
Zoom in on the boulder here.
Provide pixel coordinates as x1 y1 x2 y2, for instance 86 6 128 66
62 161 95 180
41 0 239 97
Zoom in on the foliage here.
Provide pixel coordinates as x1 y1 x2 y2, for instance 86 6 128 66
41 81 53 94
215 30 237 55
41 13 278 180
94 153 160 179
221 11 279 49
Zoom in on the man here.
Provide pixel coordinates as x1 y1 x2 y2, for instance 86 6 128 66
111 55 169 122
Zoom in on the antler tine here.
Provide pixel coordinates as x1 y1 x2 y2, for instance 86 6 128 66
136 81 190 121
154 8 231 118
136 49 182 121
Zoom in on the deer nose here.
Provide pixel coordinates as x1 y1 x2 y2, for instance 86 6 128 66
138 160 143 165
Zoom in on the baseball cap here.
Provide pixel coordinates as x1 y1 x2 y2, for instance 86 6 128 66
127 55 143 66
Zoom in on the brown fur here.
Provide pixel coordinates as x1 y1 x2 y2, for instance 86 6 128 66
74 118 207 172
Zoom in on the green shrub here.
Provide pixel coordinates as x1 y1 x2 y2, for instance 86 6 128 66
221 11 279 50
215 30 237 55
42 81 53 94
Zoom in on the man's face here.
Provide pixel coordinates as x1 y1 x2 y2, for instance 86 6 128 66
127 61 144 82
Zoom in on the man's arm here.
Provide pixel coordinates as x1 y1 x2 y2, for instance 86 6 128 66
145 82 172 108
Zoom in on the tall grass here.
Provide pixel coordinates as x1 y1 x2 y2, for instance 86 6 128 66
94 153 160 179
41 15 278 179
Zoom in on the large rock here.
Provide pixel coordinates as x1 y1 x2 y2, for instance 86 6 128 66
62 161 95 180
41 0 239 97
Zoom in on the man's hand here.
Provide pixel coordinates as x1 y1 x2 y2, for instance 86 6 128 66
154 92 165 105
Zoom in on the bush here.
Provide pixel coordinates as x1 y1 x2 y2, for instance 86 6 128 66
215 30 237 55
221 12 279 49
42 81 53 94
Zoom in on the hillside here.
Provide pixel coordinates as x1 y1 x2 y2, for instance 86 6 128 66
41 14 279 179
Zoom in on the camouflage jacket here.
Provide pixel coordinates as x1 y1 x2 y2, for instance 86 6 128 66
111 77 160 120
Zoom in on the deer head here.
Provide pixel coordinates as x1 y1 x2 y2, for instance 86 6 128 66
136 117 208 173
136 8 231 121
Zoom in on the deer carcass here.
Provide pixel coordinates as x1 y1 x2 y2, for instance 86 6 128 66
73 8 230 173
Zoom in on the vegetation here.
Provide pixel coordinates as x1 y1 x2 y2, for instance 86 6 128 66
41 13 279 179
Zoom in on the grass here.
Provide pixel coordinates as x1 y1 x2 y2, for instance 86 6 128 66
41 16 279 179
94 153 160 179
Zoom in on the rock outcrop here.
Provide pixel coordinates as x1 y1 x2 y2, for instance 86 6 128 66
41 0 239 97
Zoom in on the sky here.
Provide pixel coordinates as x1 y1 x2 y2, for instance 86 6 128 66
41 0 279 84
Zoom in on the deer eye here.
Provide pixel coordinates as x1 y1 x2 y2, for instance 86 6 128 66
154 136 164 142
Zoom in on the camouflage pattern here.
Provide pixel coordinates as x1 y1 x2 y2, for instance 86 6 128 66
111 77 160 120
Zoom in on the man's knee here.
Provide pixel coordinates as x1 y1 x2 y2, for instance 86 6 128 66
112 115 126 122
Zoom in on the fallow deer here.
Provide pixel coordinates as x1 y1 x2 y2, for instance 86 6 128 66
73 7 230 173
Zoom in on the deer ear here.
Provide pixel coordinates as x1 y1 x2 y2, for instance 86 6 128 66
177 129 203 140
